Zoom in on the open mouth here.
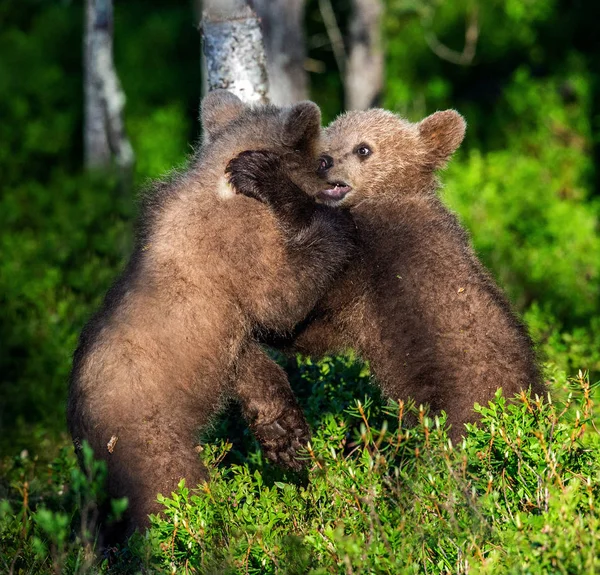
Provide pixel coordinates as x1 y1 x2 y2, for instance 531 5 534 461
318 181 352 202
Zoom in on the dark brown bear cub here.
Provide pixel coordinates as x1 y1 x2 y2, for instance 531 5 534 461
238 108 543 442
67 90 356 540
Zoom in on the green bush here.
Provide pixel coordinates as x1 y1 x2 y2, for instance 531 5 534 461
2 371 598 574
525 304 600 381
443 69 599 322
117 374 599 574
0 441 104 574
0 173 133 452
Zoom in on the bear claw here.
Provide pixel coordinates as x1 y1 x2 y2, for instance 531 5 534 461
226 150 282 204
253 410 311 471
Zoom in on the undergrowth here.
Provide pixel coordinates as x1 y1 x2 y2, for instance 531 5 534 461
2 367 598 574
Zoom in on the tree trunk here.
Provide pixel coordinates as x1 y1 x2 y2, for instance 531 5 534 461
84 0 134 172
84 0 110 169
345 0 384 110
250 0 309 105
201 0 269 104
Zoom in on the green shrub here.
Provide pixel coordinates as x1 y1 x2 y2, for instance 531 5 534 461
108 374 599 574
2 365 597 574
443 69 599 322
0 173 133 452
525 303 600 382
0 442 108 574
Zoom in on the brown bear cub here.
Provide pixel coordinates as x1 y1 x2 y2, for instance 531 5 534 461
67 90 357 539
239 108 543 442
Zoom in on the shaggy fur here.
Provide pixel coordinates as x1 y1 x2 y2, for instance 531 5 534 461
67 91 356 539
238 108 543 443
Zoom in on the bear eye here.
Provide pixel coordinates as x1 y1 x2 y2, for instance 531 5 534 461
317 155 333 173
355 144 372 158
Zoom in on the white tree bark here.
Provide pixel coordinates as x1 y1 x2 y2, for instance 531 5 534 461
84 0 134 171
345 0 384 111
250 0 309 105
201 0 269 104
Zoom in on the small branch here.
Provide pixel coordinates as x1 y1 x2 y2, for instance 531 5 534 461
423 4 479 66
318 0 347 76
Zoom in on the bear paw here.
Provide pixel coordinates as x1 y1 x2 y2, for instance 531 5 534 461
226 150 282 204
253 410 311 471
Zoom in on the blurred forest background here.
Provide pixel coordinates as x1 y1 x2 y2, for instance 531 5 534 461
1 0 600 485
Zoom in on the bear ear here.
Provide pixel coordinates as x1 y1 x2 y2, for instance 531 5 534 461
201 90 246 143
282 101 322 151
418 110 466 169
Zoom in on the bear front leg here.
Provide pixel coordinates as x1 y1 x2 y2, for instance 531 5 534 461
226 150 317 234
227 149 358 277
233 341 310 471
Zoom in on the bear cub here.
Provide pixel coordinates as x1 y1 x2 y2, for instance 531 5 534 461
237 108 544 443
67 91 356 540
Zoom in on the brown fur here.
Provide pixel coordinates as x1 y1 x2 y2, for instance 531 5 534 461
67 91 356 540
237 108 543 443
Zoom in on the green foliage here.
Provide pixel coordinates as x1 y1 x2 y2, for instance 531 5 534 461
110 376 599 574
441 67 599 323
0 0 198 452
525 304 600 380
129 104 190 180
0 441 110 574
4 362 598 573
0 173 133 451
383 0 561 125
0 2 83 185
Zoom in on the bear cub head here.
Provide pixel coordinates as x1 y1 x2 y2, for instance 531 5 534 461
201 90 326 198
316 108 466 206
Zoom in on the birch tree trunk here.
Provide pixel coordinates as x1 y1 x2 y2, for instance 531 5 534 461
250 0 309 105
345 0 384 110
84 0 134 172
201 0 269 104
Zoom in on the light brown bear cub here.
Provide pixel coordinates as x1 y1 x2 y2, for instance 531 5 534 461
239 108 543 442
67 91 356 539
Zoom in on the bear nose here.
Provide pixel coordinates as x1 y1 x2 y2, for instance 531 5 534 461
317 154 334 173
